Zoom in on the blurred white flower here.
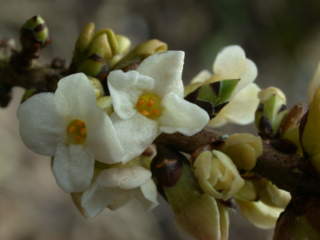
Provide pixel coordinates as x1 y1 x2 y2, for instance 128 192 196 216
81 165 158 217
108 51 209 162
194 150 244 200
191 45 260 127
17 73 124 193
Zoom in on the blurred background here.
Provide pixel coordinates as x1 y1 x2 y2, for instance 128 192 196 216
1 0 320 239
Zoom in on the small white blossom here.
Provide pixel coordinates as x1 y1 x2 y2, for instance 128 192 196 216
81 165 158 217
108 51 210 162
17 73 124 193
191 45 260 127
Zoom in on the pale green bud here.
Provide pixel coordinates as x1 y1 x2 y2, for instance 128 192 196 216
255 87 288 138
194 150 244 200
21 15 49 48
75 22 95 53
94 28 119 56
164 160 229 240
221 133 263 171
113 39 167 70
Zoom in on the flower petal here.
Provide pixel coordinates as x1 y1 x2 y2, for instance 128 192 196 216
191 70 212 84
85 110 125 164
81 184 131 217
97 166 151 189
112 114 159 162
209 83 260 127
108 70 154 119
54 73 98 120
137 51 185 97
213 45 257 93
159 93 209 135
17 93 65 156
52 144 95 193
135 179 159 210
81 166 152 217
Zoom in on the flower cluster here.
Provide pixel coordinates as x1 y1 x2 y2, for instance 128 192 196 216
17 50 210 217
17 40 266 239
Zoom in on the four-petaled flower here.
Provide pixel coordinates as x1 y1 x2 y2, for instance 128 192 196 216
108 51 210 162
18 73 124 193
191 45 260 127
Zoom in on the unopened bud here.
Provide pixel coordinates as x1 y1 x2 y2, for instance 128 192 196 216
255 87 287 138
221 133 262 171
163 156 229 240
75 22 95 53
113 39 167 70
194 150 244 200
21 15 49 49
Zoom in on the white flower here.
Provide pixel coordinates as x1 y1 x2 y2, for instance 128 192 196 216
17 73 124 193
191 45 260 127
108 51 210 162
81 165 158 217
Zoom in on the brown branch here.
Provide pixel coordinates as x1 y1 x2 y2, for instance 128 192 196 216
156 128 320 196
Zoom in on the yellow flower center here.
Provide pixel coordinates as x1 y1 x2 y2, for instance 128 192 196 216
66 119 87 144
135 92 163 119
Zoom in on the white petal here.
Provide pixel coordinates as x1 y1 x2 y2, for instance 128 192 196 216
112 114 159 162
81 183 131 217
108 70 154 119
159 93 209 135
137 51 185 97
97 166 151 189
213 45 257 93
135 179 159 210
209 83 260 127
85 110 125 164
52 144 95 193
17 93 65 156
191 70 212 84
54 73 98 120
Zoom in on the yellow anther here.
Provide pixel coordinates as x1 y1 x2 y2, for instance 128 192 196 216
66 119 87 144
135 92 163 119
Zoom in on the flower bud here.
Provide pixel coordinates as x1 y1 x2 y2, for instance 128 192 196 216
194 150 244 200
75 22 95 54
221 133 262 171
255 87 287 138
21 15 49 49
71 24 131 77
113 39 167 70
163 157 229 240
185 79 239 118
301 88 320 172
